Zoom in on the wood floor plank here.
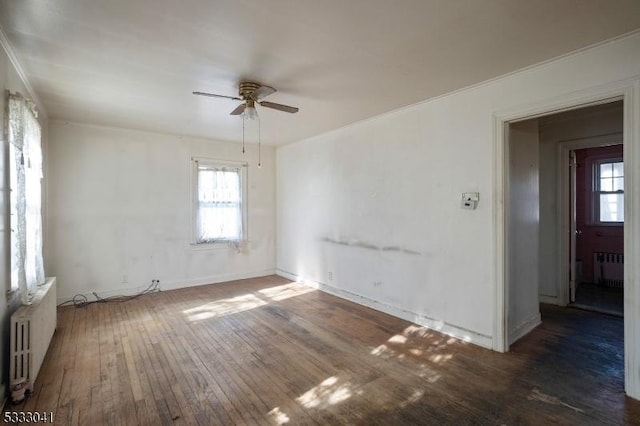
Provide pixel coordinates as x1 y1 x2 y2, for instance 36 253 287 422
4 275 640 424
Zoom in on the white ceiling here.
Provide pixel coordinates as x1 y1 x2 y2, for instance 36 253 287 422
1 1 639 145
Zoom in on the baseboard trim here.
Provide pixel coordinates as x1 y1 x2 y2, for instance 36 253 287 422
539 295 562 305
56 269 276 305
276 269 493 349
569 303 623 317
508 312 542 345
161 269 277 292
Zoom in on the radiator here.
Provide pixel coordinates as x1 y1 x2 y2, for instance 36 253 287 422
10 277 57 397
593 252 624 288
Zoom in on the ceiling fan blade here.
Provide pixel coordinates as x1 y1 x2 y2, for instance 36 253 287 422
193 91 242 101
259 101 299 114
252 85 276 100
230 103 246 115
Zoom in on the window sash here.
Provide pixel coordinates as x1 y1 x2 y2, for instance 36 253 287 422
192 159 247 244
594 159 624 224
598 193 624 222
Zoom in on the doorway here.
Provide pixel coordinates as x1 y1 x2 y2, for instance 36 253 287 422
494 80 640 399
536 101 624 314
504 101 625 346
569 144 624 316
497 94 637 395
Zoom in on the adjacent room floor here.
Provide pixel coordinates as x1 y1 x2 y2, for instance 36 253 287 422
6 276 639 424
573 282 624 316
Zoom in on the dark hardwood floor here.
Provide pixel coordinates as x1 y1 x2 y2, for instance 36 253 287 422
6 275 640 425
573 282 624 316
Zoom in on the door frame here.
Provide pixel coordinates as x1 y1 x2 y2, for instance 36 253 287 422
557 134 623 306
492 79 640 399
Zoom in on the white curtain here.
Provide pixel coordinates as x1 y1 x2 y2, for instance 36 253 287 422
196 163 242 243
8 93 45 304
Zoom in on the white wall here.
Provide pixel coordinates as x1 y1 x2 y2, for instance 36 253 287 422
276 32 640 349
507 119 540 344
0 37 47 402
538 103 624 301
46 122 275 302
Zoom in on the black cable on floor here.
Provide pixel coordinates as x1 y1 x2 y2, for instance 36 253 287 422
57 281 160 308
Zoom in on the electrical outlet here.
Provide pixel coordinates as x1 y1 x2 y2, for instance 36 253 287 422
373 281 382 287
121 275 128 284
328 271 333 281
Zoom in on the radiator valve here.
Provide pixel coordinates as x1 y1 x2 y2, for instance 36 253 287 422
10 379 29 404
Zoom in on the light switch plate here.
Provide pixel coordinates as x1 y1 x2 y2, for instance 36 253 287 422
462 192 479 202
461 192 479 210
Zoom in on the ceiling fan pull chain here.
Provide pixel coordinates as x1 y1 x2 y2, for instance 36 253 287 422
242 116 246 154
258 118 262 168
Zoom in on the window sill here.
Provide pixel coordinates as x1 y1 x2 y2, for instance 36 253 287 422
190 241 245 251
585 222 624 228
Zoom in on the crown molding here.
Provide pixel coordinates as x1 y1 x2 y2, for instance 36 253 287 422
0 25 47 120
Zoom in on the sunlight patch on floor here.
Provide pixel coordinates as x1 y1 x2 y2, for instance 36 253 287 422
528 388 584 413
183 282 317 322
428 354 453 363
369 324 459 384
183 294 267 321
297 376 353 409
268 407 290 424
371 344 392 358
388 334 407 344
258 283 315 301
399 388 425 408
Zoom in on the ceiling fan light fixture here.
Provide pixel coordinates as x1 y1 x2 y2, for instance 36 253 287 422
242 100 259 121
244 105 258 121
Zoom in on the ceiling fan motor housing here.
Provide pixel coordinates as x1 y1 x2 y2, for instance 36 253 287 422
239 82 261 99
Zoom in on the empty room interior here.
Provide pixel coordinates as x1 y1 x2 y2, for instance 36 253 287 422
1 1 640 424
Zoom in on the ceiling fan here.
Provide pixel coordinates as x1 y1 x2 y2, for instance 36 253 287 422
193 81 299 118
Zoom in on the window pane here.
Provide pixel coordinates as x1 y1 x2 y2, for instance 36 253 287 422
199 204 241 240
600 193 624 222
196 167 242 242
613 177 624 191
198 170 240 203
600 163 613 178
600 178 612 191
613 162 623 177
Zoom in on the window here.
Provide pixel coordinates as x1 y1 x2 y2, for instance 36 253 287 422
595 159 624 223
192 158 247 244
9 142 19 292
7 93 44 300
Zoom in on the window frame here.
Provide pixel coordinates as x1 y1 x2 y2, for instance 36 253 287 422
6 93 45 298
190 157 248 246
593 157 624 225
8 142 19 293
